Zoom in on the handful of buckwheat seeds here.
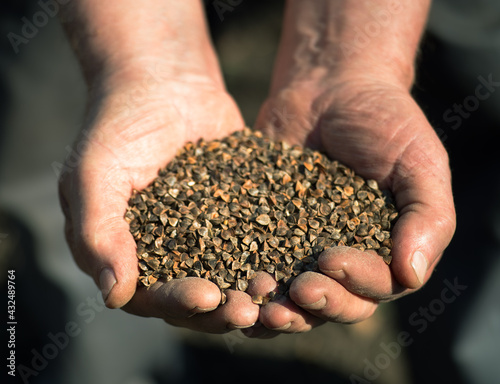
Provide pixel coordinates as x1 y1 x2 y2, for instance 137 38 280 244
125 128 398 305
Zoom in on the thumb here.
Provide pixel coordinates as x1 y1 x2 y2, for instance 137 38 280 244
389 137 456 289
61 165 138 309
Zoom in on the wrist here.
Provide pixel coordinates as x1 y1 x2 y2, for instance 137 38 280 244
61 0 224 92
269 0 429 94
86 53 224 100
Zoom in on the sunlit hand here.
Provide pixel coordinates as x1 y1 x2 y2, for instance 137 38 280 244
59 75 266 333
247 75 455 336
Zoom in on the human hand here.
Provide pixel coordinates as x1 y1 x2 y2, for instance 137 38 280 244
248 74 456 336
58 0 289 334
58 71 271 332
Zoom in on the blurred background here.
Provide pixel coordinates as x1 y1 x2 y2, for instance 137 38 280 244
1 1 500 383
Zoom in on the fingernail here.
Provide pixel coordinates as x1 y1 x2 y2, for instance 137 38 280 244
411 251 428 285
270 322 291 331
188 306 218 317
325 269 346 280
299 296 327 310
228 322 256 330
99 267 116 301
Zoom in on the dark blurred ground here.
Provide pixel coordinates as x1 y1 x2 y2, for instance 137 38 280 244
2 1 500 384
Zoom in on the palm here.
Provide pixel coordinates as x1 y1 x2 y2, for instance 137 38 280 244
81 81 244 191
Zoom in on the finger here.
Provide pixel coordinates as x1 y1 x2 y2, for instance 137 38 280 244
245 271 277 298
150 288 258 334
243 272 289 337
257 294 325 333
188 290 258 333
388 131 456 289
62 160 139 309
289 271 378 323
318 246 408 300
245 271 324 334
123 277 222 318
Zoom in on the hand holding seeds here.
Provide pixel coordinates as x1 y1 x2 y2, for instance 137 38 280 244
59 79 272 333
249 77 456 335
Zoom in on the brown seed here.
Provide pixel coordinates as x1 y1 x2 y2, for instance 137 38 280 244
319 203 332 216
351 244 366 251
367 179 379 190
197 227 209 237
297 218 308 232
176 270 188 279
249 241 258 252
275 270 286 281
268 237 279 248
304 162 314 171
221 229 231 240
334 176 347 185
282 173 292 184
357 190 368 200
142 233 154 244
146 258 160 269
242 234 253 246
252 295 264 305
344 186 354 196
347 217 360 231
256 214 271 226
293 228 306 236
236 279 248 291
378 247 391 257
375 231 386 242
365 238 380 249
308 219 320 230
257 205 271 215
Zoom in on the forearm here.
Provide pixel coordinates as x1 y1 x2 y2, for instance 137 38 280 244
272 0 431 92
59 0 222 88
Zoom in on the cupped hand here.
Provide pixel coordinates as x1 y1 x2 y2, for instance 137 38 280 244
249 76 456 335
59 74 264 333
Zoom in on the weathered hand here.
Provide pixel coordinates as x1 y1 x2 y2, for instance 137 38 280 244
58 76 264 333
247 76 456 336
